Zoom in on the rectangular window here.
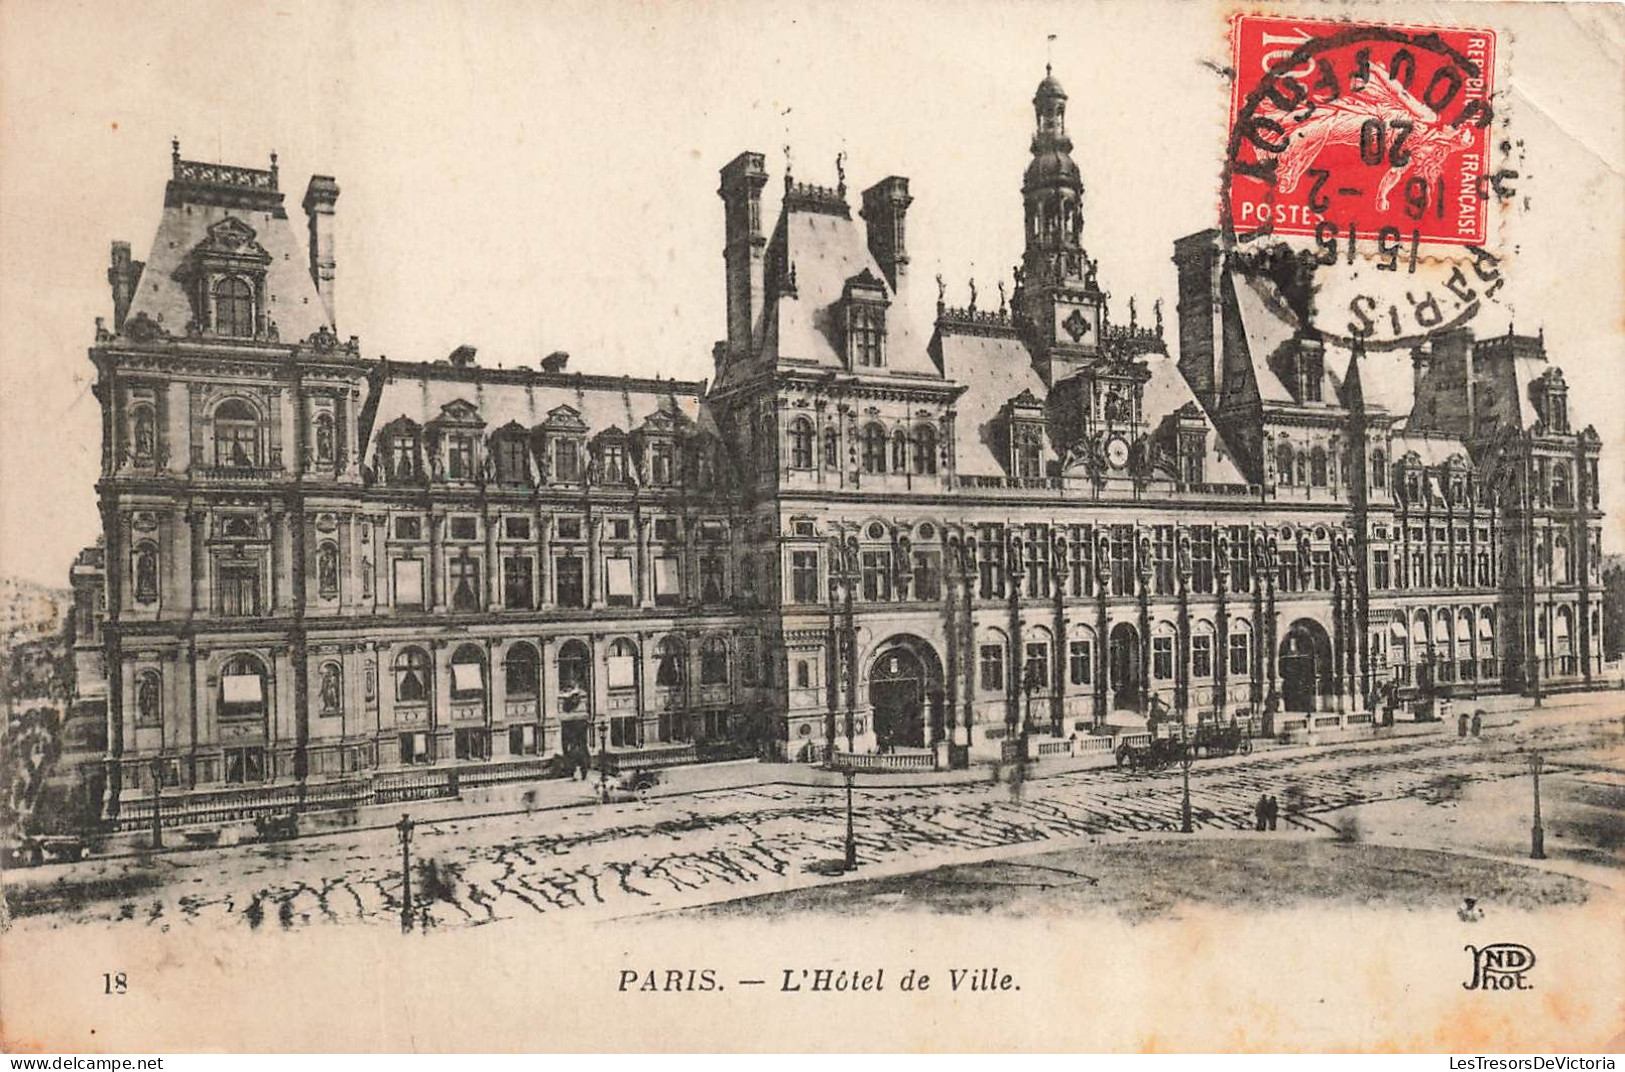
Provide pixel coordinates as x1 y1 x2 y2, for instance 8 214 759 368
449 516 478 541
393 558 424 608
555 555 585 608
978 527 1005 599
1152 635 1173 680
654 518 678 542
555 517 582 541
1192 634 1213 679
699 554 726 604
449 554 481 611
504 516 531 540
508 724 539 756
610 715 641 748
610 518 631 541
606 557 634 606
979 644 1005 692
1432 553 1448 587
1455 551 1470 588
791 551 820 604
1111 526 1135 595
1024 525 1049 598
447 436 473 480
451 660 483 698
1373 549 1391 590
1311 549 1332 591
497 439 528 484
554 440 580 483
503 555 533 610
219 565 259 617
453 728 488 761
1277 549 1299 593
1068 640 1092 686
655 556 682 605
861 550 892 602
1069 525 1092 597
224 746 266 784
1191 527 1214 594
912 551 941 602
1153 526 1175 595
399 733 431 765
1227 526 1252 593
394 516 422 541
1228 633 1250 677
739 637 759 687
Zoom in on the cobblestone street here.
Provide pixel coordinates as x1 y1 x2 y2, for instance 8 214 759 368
5 708 1621 933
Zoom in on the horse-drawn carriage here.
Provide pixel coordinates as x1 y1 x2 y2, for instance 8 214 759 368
1190 721 1253 759
1115 720 1253 770
1114 735 1189 771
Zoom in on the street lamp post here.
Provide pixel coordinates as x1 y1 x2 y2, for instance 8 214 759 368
395 812 415 933
149 756 164 850
1529 752 1546 860
598 722 610 796
1179 712 1194 834
843 769 857 871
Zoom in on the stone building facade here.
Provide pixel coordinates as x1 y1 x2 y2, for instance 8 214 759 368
71 70 1607 817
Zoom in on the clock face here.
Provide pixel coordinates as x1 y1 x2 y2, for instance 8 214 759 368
1106 436 1131 469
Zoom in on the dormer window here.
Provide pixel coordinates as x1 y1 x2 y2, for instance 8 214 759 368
447 434 474 480
554 439 580 483
390 431 418 482
850 305 885 366
214 277 255 337
843 269 890 368
650 440 674 485
1014 425 1043 479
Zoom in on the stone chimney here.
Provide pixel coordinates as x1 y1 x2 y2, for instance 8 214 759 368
860 176 912 289
541 351 570 374
718 151 768 358
302 175 341 327
107 241 141 333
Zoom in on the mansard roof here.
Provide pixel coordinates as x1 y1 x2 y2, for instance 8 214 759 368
122 150 332 343
361 359 703 469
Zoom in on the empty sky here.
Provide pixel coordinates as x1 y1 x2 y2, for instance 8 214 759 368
2 0 1621 587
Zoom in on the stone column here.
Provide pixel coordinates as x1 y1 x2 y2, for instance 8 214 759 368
637 515 654 609
429 513 445 611
485 505 501 611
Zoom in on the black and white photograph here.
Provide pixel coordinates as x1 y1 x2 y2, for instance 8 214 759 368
0 0 1621 1055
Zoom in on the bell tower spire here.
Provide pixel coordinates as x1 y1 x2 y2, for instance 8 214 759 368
1016 62 1105 381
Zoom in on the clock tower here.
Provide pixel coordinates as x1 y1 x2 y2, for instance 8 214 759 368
1014 65 1107 385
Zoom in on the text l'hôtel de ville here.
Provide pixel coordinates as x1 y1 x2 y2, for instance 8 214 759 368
618 967 1019 994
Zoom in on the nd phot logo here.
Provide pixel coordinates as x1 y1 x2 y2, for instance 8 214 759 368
1464 943 1535 990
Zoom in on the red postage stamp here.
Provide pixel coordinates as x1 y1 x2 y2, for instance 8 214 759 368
1226 14 1496 247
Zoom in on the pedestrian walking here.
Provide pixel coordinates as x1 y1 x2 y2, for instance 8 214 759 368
1471 711 1483 737
1254 794 1268 832
1265 794 1279 831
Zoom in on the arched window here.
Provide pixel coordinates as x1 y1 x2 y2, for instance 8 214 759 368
133 542 159 603
1276 443 1295 486
450 643 485 700
891 431 908 473
318 661 343 714
1551 463 1573 507
557 639 590 702
606 638 638 690
394 648 430 704
914 425 938 475
130 405 156 462
214 400 260 468
317 543 340 599
1554 607 1574 673
1309 446 1328 486
789 418 815 470
504 643 539 698
862 424 887 474
655 637 685 688
213 276 255 337
135 670 162 726
823 428 839 469
1370 449 1386 489
220 654 268 719
700 636 729 685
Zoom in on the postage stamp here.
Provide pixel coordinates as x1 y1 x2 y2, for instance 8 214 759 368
1222 14 1509 348
1227 14 1497 247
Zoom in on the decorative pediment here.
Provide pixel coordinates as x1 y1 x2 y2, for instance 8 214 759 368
635 407 689 436
197 217 271 262
1007 388 1043 412
490 419 530 439
428 398 485 428
543 404 587 432
593 424 628 442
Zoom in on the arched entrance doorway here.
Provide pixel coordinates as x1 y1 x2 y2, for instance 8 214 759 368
1109 622 1142 712
1279 619 1332 712
868 639 943 750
